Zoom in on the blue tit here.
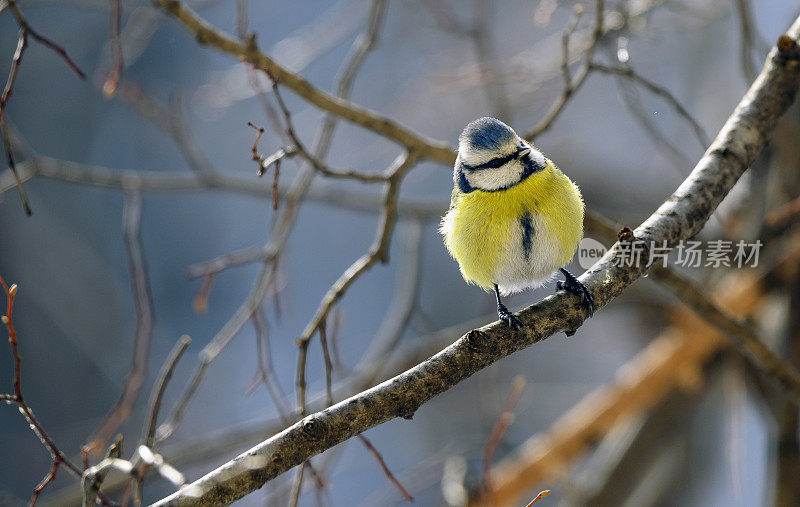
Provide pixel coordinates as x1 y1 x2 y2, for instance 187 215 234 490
440 117 594 329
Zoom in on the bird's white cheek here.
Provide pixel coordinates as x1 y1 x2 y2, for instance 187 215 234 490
464 161 523 191
530 148 546 168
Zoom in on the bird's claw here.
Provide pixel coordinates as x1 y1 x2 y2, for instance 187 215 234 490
559 269 595 318
498 305 523 330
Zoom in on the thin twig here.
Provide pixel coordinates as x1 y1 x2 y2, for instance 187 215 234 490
143 336 192 448
246 308 293 421
287 463 305 507
423 0 511 119
88 190 155 452
32 458 61 506
357 220 424 368
6 0 86 80
154 0 390 446
318 319 334 407
1 152 445 223
83 436 123 506
607 67 694 173
0 28 31 215
480 375 527 497
150 0 454 164
589 62 710 148
560 5 585 88
191 272 216 314
524 0 604 141
525 490 551 506
115 82 217 182
357 434 413 502
102 0 124 96
269 84 390 183
134 335 191 503
295 151 417 419
247 120 295 209
734 0 759 84
0 275 84 502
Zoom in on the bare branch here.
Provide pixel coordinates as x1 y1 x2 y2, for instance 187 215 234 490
357 220 424 367
480 375 527 499
2 154 446 220
32 459 61 506
0 276 84 501
143 335 192 449
88 190 156 451
6 0 87 80
587 210 800 401
1 29 31 214
268 83 390 183
525 490 551 506
295 152 418 418
150 0 455 164
41 313 493 505
650 264 800 401
246 308 293 421
154 0 391 445
357 434 413 502
589 62 710 148
102 0 124 96
81 436 123 507
524 0 604 141
115 83 218 182
480 238 800 506
734 0 759 84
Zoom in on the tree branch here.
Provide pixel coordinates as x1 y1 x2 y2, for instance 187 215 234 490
480 236 800 505
88 190 156 452
152 21 800 507
154 0 391 445
150 0 455 164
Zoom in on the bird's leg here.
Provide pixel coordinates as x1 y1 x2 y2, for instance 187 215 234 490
556 268 595 317
494 284 522 329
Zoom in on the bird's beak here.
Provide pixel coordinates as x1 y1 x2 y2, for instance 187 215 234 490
518 146 531 157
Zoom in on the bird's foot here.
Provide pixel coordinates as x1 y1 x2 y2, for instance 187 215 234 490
497 302 523 330
557 268 595 317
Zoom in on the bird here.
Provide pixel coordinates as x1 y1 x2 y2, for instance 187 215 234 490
440 117 594 329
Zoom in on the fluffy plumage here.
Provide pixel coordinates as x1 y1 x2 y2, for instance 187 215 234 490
440 118 585 296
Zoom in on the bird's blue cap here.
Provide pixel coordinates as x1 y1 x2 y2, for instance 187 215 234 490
459 117 517 150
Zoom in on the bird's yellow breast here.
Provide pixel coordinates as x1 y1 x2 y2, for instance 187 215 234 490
440 161 584 290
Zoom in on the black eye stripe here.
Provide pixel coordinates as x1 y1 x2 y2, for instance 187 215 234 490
455 148 545 193
461 151 518 171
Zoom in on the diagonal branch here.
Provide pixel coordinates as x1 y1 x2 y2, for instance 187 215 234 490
588 62 710 148
150 0 455 164
151 19 800 507
480 236 800 506
586 212 800 400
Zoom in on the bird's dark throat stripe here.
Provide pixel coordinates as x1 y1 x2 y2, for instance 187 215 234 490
520 211 534 261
